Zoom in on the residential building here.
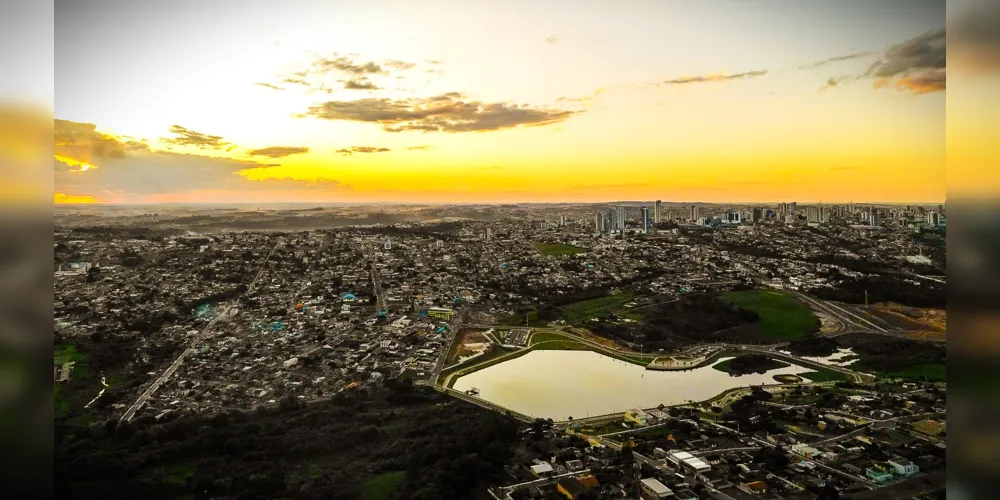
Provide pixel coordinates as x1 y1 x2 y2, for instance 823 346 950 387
640 477 673 499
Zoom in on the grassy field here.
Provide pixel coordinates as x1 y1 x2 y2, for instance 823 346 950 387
363 471 406 500
711 356 790 375
533 242 586 256
54 385 71 418
799 368 850 382
54 344 85 365
561 292 637 323
722 290 819 340
883 362 946 382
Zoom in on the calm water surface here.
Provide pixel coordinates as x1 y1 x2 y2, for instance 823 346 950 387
453 350 812 420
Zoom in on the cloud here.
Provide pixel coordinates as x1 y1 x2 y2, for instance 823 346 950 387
406 145 433 150
246 146 310 158
546 36 559 44
161 125 230 149
556 87 605 106
876 68 947 95
863 29 946 94
54 119 128 160
384 59 416 70
798 51 872 70
302 93 579 133
314 54 386 76
52 119 349 203
335 146 391 156
254 82 284 90
344 78 379 90
820 75 859 91
662 70 767 85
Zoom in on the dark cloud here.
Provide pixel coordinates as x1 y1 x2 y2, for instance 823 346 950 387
344 78 378 90
161 125 230 149
335 146 391 156
663 70 767 85
54 119 128 159
865 29 945 79
546 36 559 44
798 51 872 70
246 146 310 158
302 93 579 133
406 145 433 150
824 30 946 95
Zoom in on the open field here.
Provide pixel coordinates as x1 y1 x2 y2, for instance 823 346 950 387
722 290 819 340
532 242 586 256
561 292 637 323
444 328 491 365
798 368 850 382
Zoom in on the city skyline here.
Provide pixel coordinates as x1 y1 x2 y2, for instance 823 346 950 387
54 0 949 205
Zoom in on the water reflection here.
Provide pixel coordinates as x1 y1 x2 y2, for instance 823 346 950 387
453 350 812 420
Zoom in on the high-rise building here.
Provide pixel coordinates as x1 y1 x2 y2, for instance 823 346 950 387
384 237 392 250
689 205 699 222
484 227 492 240
927 212 940 226
752 207 763 222
608 206 627 232
654 200 662 224
869 212 880 227
559 215 566 226
641 206 652 234
595 212 606 233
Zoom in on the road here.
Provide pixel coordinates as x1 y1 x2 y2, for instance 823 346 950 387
120 239 281 422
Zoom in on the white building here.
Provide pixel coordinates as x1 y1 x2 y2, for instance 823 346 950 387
888 457 919 476
640 477 673 499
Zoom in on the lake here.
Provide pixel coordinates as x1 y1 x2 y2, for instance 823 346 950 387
452 350 812 421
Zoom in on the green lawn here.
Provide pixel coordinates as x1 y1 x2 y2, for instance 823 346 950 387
54 385 71 418
533 242 586 256
722 290 819 340
884 362 946 382
54 344 85 365
561 292 637 323
363 471 406 500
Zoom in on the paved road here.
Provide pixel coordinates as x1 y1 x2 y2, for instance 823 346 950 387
120 240 281 422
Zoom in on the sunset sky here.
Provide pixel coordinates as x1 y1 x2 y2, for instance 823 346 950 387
53 0 955 204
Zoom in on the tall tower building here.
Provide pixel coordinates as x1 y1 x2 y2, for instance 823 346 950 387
641 207 651 234
689 205 699 222
654 200 662 224
595 212 606 233
559 215 566 226
927 212 940 226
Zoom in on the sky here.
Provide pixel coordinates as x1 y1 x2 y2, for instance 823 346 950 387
51 0 956 204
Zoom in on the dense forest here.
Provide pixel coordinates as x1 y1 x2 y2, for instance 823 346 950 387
809 275 946 308
588 293 764 349
55 381 522 500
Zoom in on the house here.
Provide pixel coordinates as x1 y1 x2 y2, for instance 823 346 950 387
737 481 769 495
866 467 894 484
557 477 587 500
696 469 726 488
639 478 673 499
674 489 698 500
888 457 920 476
530 462 554 477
